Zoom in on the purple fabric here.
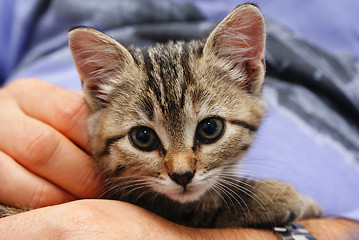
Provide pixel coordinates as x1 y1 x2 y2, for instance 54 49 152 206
242 104 359 218
0 0 41 80
186 0 359 60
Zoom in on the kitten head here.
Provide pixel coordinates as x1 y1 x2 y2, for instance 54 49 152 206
69 4 266 203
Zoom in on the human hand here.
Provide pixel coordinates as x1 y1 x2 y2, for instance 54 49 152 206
0 79 103 209
3 199 357 240
0 199 198 240
0 199 278 240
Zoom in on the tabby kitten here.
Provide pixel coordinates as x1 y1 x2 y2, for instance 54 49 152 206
0 4 322 227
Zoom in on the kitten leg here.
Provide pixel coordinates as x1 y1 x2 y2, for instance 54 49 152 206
214 179 322 228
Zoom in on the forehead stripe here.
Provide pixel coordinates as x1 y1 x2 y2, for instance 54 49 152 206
229 120 258 132
100 134 127 156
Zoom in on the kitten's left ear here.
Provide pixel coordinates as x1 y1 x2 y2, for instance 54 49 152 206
203 4 266 95
68 27 135 110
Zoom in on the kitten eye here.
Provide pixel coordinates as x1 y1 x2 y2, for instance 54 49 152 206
196 117 225 144
129 126 159 151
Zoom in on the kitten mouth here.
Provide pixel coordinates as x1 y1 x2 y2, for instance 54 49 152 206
179 188 192 195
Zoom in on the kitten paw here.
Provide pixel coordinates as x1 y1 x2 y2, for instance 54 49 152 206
301 195 323 219
244 180 322 227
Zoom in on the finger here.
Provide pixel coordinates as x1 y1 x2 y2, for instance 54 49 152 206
5 79 90 152
0 100 103 199
0 151 75 208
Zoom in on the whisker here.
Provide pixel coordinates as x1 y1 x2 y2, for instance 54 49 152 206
237 159 312 177
148 191 162 209
122 181 152 197
220 175 276 204
212 182 231 215
101 176 152 199
218 177 275 226
220 172 287 196
134 185 156 203
215 181 251 223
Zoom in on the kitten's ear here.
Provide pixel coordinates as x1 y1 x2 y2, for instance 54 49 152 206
68 27 134 110
203 4 266 95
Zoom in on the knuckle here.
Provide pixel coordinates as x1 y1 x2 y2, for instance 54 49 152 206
5 78 42 91
5 79 57 103
24 127 60 166
4 79 25 91
28 183 49 208
56 93 88 133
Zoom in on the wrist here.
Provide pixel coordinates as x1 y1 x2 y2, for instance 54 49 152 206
298 218 359 240
194 227 280 240
274 223 317 240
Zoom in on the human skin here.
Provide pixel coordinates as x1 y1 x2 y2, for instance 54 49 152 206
0 199 358 240
0 78 102 208
0 79 358 239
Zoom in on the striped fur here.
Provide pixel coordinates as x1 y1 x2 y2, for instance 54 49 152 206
67 4 322 228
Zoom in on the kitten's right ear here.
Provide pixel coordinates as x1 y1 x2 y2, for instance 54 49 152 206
68 27 134 110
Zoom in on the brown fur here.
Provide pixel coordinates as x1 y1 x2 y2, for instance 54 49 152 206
67 4 322 228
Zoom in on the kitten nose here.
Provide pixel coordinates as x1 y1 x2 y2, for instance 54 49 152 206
169 170 195 187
